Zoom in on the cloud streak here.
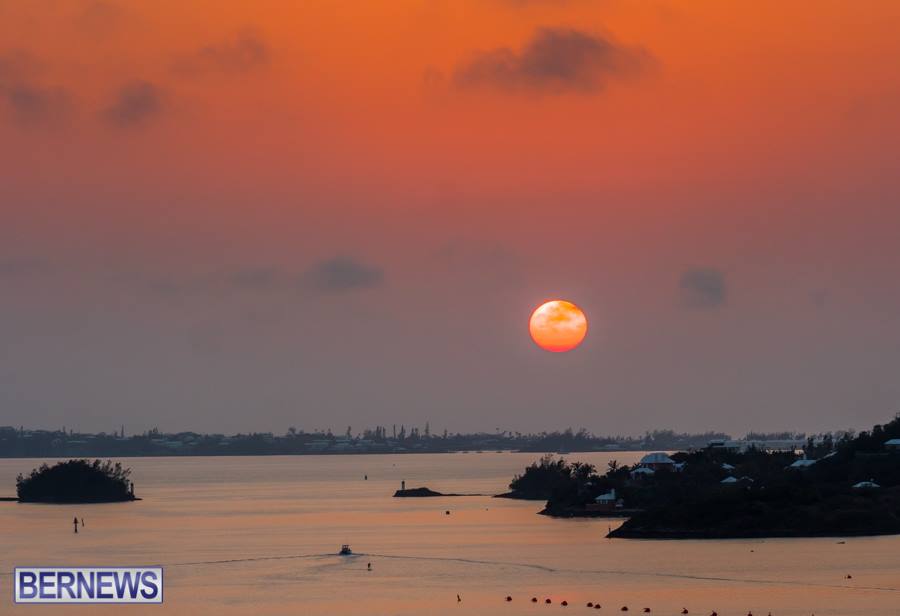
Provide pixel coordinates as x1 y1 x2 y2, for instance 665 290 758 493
102 80 163 127
172 29 269 77
0 51 74 127
303 257 385 293
679 267 727 309
454 27 654 95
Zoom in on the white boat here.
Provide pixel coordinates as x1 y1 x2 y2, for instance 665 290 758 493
339 544 353 555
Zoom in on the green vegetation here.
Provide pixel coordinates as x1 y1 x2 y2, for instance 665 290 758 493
498 454 598 500
16 459 136 503
519 415 900 538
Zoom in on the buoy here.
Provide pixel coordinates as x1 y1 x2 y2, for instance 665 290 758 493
506 596 512 602
532 597 538 603
644 609 651 613
587 603 593 608
682 610 689 615
546 599 552 604
445 510 450 515
621 608 628 612
595 606 601 610
846 574 852 579
562 601 568 607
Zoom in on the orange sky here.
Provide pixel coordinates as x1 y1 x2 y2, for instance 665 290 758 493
1 1 899 434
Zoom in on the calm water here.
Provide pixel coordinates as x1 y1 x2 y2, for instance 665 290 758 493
0 453 897 615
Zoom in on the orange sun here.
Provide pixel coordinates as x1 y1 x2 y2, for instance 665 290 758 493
529 300 588 352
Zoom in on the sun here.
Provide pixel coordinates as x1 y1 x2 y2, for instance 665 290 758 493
529 300 588 353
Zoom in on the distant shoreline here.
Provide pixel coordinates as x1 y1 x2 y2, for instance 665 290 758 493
0 449 652 460
607 527 900 539
0 426 737 459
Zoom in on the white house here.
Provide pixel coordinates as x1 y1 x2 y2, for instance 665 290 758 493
638 452 676 470
630 466 656 479
721 475 753 485
852 480 880 489
594 489 617 504
885 438 900 451
721 463 736 471
786 459 817 470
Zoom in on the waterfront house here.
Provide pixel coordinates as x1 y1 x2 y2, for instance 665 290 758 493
638 452 676 471
786 458 817 470
852 480 880 490
630 466 656 479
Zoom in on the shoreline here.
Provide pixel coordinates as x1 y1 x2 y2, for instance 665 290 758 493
607 526 900 539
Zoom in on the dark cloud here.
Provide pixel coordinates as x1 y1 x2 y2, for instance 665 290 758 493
303 257 385 293
172 30 269 77
102 80 162 127
0 51 74 127
2 84 73 126
679 267 726 309
454 27 654 94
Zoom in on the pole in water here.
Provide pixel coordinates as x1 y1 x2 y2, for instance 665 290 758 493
457 594 462 602
73 516 78 534
367 563 372 571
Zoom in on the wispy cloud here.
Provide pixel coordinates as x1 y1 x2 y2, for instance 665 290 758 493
102 80 163 127
172 29 269 77
116 258 385 298
303 257 385 293
679 267 727 309
454 27 654 95
0 51 74 127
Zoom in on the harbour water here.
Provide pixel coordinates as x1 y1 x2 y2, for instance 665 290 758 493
0 453 897 615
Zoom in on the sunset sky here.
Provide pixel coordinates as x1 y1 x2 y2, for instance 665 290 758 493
2 1 899 435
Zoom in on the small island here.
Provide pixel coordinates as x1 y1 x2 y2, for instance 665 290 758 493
393 486 482 497
16 459 138 503
506 414 900 539
394 486 446 497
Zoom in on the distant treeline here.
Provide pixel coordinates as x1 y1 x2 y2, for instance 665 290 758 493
0 425 747 458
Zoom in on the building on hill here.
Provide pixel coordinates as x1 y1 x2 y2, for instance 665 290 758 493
630 466 656 479
638 452 675 471
587 489 624 512
786 458 817 470
708 438 804 453
852 480 880 490
885 438 900 451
